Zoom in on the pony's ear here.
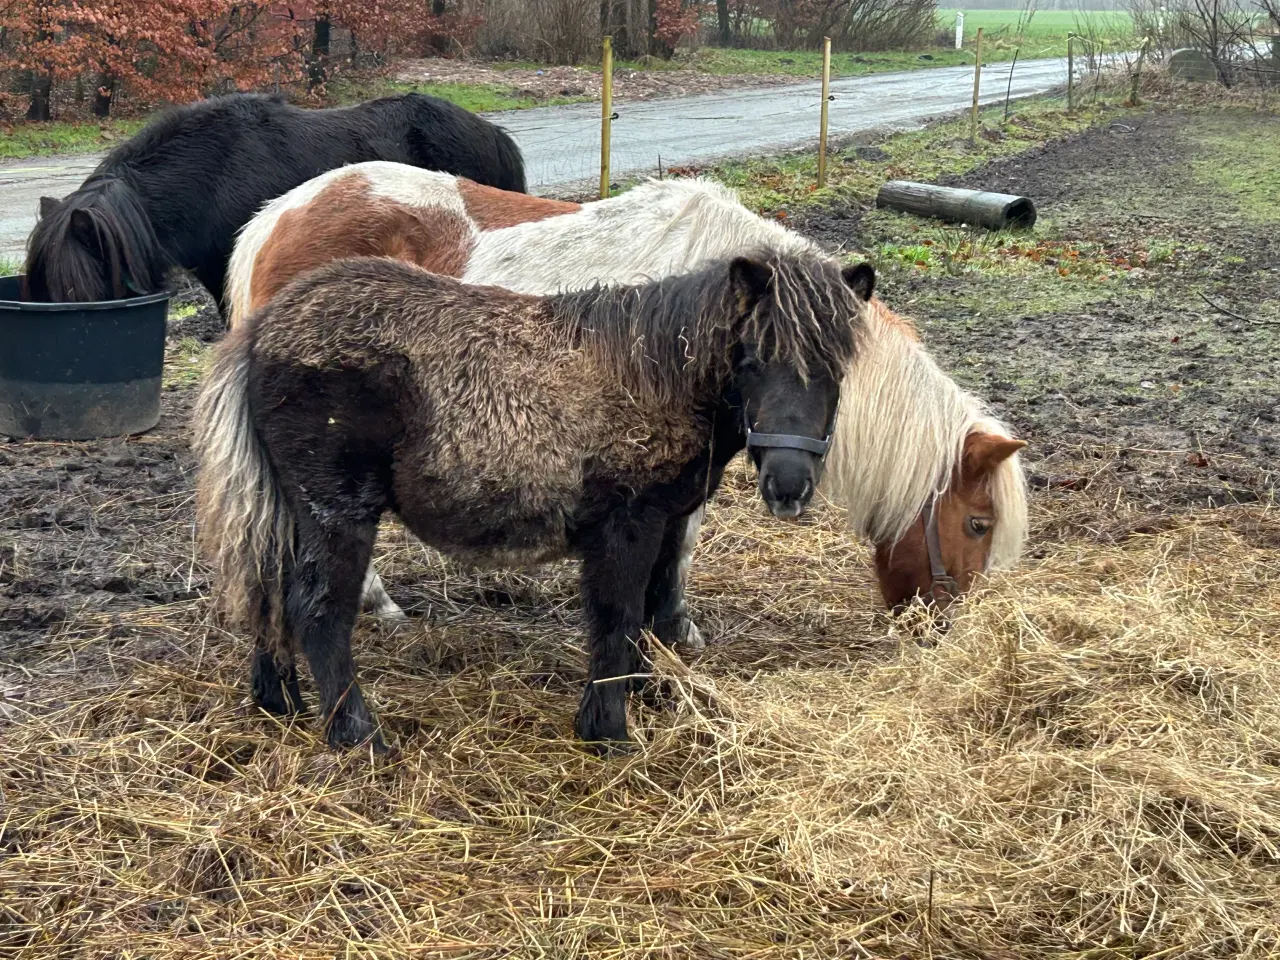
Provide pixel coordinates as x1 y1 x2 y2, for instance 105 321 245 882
39 196 60 219
729 257 774 313
963 432 1027 476
68 209 101 251
842 261 875 302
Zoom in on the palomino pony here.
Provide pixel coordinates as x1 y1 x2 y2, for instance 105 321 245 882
225 164 1027 628
194 252 870 751
24 93 525 307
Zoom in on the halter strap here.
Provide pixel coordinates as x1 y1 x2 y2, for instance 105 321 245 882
743 395 839 460
920 494 960 604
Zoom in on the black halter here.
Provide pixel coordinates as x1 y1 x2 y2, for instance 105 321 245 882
920 494 960 604
742 396 840 463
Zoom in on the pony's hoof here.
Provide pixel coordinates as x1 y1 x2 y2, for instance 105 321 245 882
674 618 705 655
251 651 305 716
638 678 677 712
575 690 629 749
325 708 385 753
369 603 409 623
580 736 637 758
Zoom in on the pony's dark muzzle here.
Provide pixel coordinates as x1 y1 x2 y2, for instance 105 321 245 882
759 452 817 520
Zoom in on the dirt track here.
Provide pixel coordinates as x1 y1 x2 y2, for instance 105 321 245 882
801 108 1279 540
0 55 1081 256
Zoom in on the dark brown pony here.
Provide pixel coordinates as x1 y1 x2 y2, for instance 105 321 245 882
194 252 872 752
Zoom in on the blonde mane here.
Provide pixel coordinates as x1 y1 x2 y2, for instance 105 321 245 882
822 300 1028 569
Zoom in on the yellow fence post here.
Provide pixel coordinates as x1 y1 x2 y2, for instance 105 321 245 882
818 36 832 188
600 35 614 200
969 27 983 145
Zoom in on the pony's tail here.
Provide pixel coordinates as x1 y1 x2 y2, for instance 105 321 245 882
193 326 293 652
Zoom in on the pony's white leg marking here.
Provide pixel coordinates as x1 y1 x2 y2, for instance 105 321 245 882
674 505 705 652
361 564 408 621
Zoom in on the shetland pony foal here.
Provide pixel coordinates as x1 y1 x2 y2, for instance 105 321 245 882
195 253 869 751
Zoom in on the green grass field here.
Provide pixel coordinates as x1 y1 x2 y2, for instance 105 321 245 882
618 8 1134 78
938 8 1135 58
617 46 982 78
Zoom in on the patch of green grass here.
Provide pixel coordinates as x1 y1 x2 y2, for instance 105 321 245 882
867 207 1149 295
0 119 147 160
325 78 589 112
710 97 1121 219
1184 111 1280 223
0 257 20 277
164 336 211 389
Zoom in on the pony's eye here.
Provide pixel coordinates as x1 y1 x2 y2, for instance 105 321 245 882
967 517 993 538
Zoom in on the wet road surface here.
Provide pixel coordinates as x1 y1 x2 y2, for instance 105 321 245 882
0 57 1073 257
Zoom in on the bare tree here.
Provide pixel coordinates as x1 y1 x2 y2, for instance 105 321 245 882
1174 0 1259 83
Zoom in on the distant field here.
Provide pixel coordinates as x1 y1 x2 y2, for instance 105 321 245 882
938 8 1135 56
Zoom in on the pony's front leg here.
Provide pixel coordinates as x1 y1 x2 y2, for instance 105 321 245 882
286 512 386 752
646 504 707 656
576 507 667 751
251 642 304 716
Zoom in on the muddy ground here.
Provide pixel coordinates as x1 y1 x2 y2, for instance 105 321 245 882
3 104 1280 956
2 105 1277 667
800 106 1279 547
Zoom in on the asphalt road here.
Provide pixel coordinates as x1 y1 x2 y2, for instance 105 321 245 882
0 56 1074 258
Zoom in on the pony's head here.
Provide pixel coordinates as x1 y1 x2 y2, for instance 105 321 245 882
823 297 1029 613
24 179 170 303
872 430 1026 612
730 256 875 519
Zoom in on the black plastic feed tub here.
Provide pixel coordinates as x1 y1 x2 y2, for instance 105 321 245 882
0 275 170 440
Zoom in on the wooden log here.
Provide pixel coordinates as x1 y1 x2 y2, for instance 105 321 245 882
876 180 1037 231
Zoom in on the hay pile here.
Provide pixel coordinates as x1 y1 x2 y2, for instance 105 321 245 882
3 462 1279 957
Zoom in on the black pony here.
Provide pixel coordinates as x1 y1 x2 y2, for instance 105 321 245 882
23 92 526 307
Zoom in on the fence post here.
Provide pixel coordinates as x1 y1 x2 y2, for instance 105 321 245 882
818 36 832 188
955 11 965 50
600 35 614 200
1067 34 1074 113
969 27 983 145
1130 36 1151 106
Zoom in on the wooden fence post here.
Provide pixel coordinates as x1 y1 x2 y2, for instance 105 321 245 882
1067 34 1075 113
818 36 832 188
600 36 614 200
1130 36 1151 105
970 27 983 145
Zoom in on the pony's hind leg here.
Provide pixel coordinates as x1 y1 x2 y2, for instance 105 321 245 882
576 506 667 751
646 504 706 655
286 513 386 751
361 564 408 621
